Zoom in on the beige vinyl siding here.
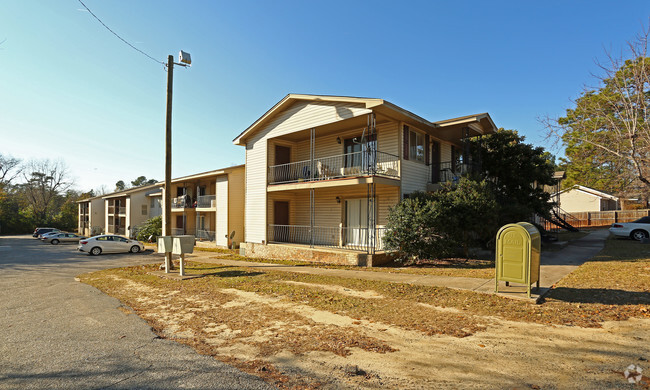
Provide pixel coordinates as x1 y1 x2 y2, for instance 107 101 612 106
90 198 104 233
560 189 604 213
227 167 245 247
440 142 452 163
245 135 267 243
268 186 399 229
245 101 372 244
216 175 229 246
400 125 430 196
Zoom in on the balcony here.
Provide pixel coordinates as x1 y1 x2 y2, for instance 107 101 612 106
197 195 216 209
196 229 216 241
267 224 386 251
107 226 125 235
172 196 190 209
429 161 479 184
172 227 196 236
268 151 399 185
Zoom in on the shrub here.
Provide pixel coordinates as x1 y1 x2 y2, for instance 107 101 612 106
136 216 162 242
384 192 454 262
384 179 499 261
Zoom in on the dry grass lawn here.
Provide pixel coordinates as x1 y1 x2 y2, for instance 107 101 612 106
79 235 650 389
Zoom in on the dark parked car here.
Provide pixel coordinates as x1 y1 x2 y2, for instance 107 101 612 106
33 227 59 238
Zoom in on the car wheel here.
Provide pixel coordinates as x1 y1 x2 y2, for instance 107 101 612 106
90 247 102 256
631 230 649 241
130 245 141 253
51 239 59 245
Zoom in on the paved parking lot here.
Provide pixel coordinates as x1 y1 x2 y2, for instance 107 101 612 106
0 235 273 389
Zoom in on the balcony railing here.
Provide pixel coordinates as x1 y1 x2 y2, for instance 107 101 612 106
172 196 190 209
267 224 385 252
196 229 216 241
171 227 196 236
268 151 399 185
118 207 126 215
107 226 125 235
197 195 216 208
429 161 479 184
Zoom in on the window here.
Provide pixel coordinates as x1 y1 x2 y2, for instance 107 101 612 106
150 198 155 208
409 131 425 163
344 134 376 168
141 204 148 216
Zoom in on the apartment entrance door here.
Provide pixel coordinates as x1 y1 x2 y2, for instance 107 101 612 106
346 198 368 247
273 201 289 242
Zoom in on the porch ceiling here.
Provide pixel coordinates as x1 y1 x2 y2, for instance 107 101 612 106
271 115 392 142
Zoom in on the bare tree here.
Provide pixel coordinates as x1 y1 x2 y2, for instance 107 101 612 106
94 184 110 196
0 153 22 188
545 25 650 197
21 159 72 224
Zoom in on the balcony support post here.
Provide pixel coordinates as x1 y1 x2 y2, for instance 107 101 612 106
310 128 315 181
309 188 315 248
367 183 376 255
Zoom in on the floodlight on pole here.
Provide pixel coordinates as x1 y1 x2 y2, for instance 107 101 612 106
163 50 191 273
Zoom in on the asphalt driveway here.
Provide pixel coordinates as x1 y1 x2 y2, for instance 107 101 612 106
0 235 273 389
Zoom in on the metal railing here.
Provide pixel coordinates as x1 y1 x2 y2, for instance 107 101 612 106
268 151 399 185
107 226 125 235
429 161 478 184
171 227 196 236
196 229 216 241
118 207 126 215
267 224 385 251
197 195 216 208
172 196 190 209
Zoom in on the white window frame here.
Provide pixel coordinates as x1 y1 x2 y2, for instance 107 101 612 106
409 130 425 163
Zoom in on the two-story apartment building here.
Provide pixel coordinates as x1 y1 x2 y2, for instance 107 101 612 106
102 183 162 238
233 94 497 266
77 195 105 237
164 165 245 248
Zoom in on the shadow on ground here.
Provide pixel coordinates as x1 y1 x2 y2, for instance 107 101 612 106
548 287 650 305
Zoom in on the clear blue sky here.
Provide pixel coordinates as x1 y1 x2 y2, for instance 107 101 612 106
1 1 649 192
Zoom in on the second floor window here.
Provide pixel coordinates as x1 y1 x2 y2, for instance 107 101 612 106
409 131 425 163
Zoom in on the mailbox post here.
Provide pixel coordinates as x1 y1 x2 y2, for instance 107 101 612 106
172 235 195 276
157 236 173 273
495 222 541 298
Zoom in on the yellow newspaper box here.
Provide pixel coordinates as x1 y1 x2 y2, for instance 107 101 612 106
495 222 540 298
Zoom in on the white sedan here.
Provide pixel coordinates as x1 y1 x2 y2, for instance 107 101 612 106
609 216 650 241
42 232 86 245
78 235 145 255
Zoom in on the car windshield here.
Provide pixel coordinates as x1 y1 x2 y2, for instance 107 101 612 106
633 216 650 224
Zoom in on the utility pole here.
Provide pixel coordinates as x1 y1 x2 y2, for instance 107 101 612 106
164 54 174 272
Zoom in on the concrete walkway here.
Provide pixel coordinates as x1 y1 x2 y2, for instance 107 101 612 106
187 229 610 302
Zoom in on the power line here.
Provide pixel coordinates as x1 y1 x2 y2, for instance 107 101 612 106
77 0 163 65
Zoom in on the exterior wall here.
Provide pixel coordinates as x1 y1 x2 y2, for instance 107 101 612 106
90 198 104 235
215 175 229 247
128 190 152 236
149 195 162 218
399 122 458 197
267 185 399 230
227 167 246 248
560 189 603 213
245 101 372 244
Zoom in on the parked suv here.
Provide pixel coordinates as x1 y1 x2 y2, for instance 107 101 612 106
33 227 58 238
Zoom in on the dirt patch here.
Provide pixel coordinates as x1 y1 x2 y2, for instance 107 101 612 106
79 263 650 389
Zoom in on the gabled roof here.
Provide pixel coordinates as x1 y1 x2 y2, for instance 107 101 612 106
555 185 619 200
102 183 163 200
171 164 244 183
232 94 498 146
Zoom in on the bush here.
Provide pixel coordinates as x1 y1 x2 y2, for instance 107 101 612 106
384 192 454 262
136 216 162 242
384 179 499 261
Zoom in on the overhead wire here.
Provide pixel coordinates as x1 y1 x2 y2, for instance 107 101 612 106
77 0 164 66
